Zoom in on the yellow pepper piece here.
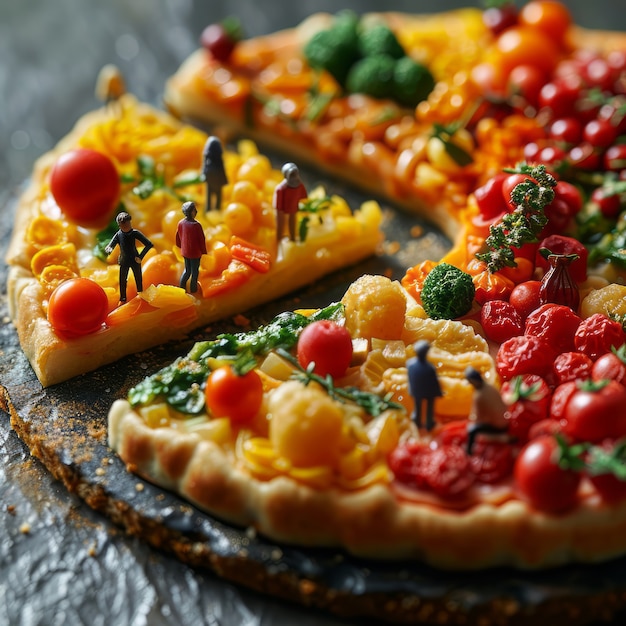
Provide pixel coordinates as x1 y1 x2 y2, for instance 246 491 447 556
30 243 78 278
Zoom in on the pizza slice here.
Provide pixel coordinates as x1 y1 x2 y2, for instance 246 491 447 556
163 4 626 240
107 266 626 570
5 94 383 387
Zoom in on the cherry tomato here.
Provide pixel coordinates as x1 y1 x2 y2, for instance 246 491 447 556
507 64 546 107
591 186 622 219
574 313 626 361
535 234 588 283
587 439 626 503
538 76 583 118
583 118 618 149
561 379 626 443
568 143 602 171
592 350 626 385
482 2 518 35
480 300 523 343
496 335 556 381
553 351 593 385
204 365 263 425
473 172 509 220
604 144 626 172
47 277 109 336
519 1 572 44
501 374 551 442
502 173 533 210
50 149 120 227
514 435 581 513
297 320 353 379
549 117 583 145
525 303 582 354
200 21 239 62
553 180 583 217
495 26 559 76
509 280 542 321
388 441 433 489
550 380 578 421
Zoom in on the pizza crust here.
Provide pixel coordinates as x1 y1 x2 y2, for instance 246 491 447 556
108 398 626 570
5 96 383 387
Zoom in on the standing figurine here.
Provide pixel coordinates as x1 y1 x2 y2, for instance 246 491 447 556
273 162 307 242
176 201 208 294
105 211 153 303
95 64 126 117
406 340 442 431
464 366 510 455
202 136 228 212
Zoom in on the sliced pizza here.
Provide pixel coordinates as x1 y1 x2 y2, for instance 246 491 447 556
164 4 626 240
107 267 626 570
5 95 383 387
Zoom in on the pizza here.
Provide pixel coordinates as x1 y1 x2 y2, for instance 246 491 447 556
103 0 626 574
4 94 383 387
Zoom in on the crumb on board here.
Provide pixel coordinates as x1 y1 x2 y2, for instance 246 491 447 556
135 483 144 492
233 314 250 328
19 522 31 534
410 225 424 237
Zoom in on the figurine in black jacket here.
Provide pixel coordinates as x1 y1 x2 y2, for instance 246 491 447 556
105 211 153 302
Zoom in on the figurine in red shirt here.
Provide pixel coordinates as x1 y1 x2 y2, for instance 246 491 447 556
273 162 307 242
176 201 208 294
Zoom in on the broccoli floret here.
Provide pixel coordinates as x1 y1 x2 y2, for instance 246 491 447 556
345 54 396 99
393 56 435 107
358 23 405 59
303 11 361 87
420 263 475 320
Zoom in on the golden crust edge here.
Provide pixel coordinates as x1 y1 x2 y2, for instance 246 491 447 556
108 399 626 570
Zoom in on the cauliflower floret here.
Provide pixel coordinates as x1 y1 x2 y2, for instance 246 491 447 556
341 274 407 341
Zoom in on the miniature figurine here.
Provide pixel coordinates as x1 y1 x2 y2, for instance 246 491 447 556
406 340 442 431
105 211 153 303
95 64 126 116
273 162 307 242
202 136 228 212
464 366 510 455
176 201 208 294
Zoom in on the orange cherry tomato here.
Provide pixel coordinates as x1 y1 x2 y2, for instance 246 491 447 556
204 365 264 425
497 257 535 285
519 1 572 45
47 277 109 336
495 26 560 76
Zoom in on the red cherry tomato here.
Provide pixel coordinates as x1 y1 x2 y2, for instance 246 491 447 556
509 280 542 321
473 172 509 220
574 313 626 361
591 186 622 219
424 445 476 498
561 379 626 443
583 118 618 149
514 435 581 513
550 380 578 421
552 351 593 385
604 144 626 172
501 374 551 442
204 365 263 425
480 300 523 343
592 350 626 385
548 117 583 145
50 149 120 227
297 320 353 379
525 303 582 354
587 439 626 503
482 2 518 35
496 334 556 381
200 22 238 62
47 277 109 336
501 173 532 210
507 64 546 107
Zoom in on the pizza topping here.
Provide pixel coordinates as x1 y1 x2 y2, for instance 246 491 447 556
49 148 120 228
204 364 264 425
200 17 243 63
514 434 583 513
296 320 353 379
47 277 110 337
420 263 475 320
